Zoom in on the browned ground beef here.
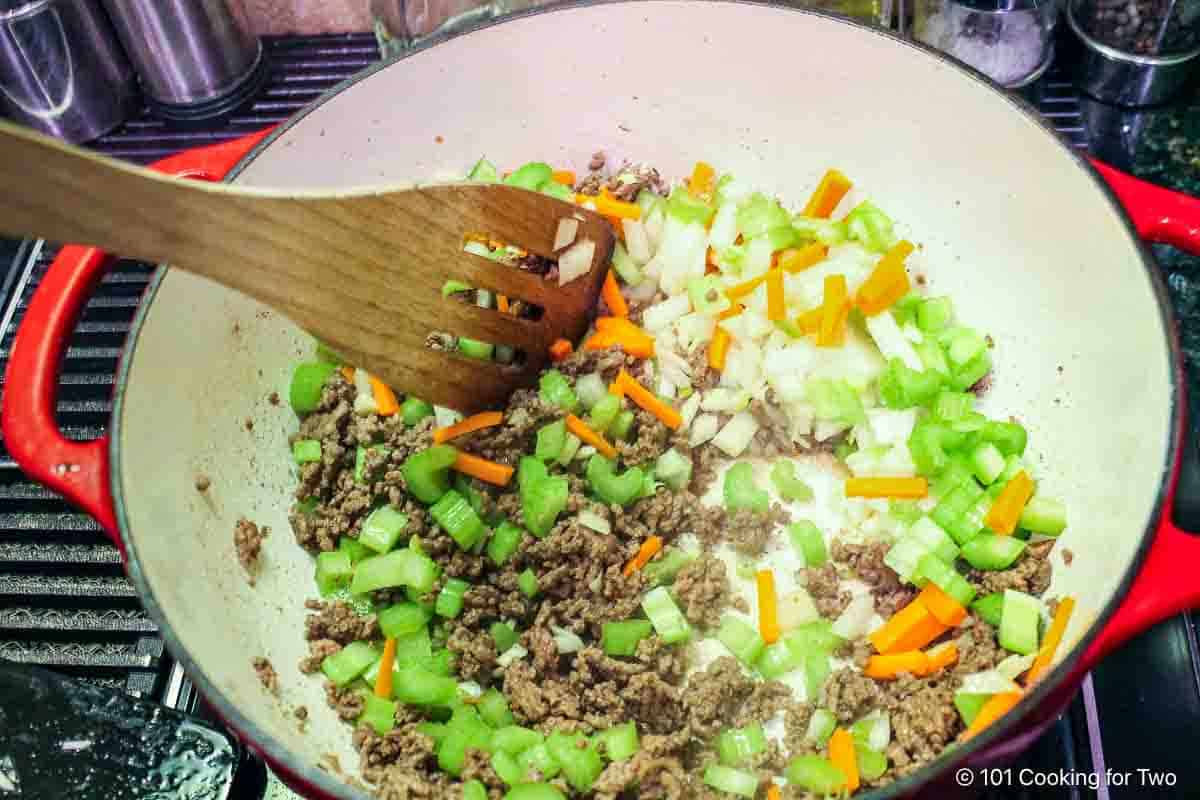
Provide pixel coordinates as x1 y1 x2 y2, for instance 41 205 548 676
801 562 852 619
831 540 917 618
252 656 278 694
234 517 267 584
671 555 731 629
967 539 1053 596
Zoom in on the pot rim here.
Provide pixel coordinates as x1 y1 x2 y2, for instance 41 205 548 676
108 2 1183 798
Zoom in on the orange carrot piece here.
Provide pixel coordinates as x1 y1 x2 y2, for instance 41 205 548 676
433 411 504 444
452 451 515 487
726 274 766 301
578 189 641 220
689 161 716 199
960 692 1023 742
370 376 401 416
549 338 573 362
766 786 782 800
718 303 745 321
497 294 511 314
920 642 960 675
756 569 781 644
845 476 928 499
623 535 664 576
985 470 1035 535
708 327 731 372
587 319 654 358
705 246 720 273
917 582 968 627
601 271 629 318
802 169 853 219
765 269 785 322
798 307 823 335
817 274 849 347
1026 596 1076 685
856 241 915 316
566 413 618 459
865 650 929 679
828 728 860 792
340 366 355 383
614 370 682 430
374 637 397 699
551 169 576 186
894 612 951 653
869 598 951 654
778 242 829 273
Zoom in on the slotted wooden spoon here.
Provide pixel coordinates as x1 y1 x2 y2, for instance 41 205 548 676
0 121 615 412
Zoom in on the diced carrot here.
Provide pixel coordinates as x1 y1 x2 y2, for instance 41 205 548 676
585 332 619 351
869 599 950 654
726 274 766 301
718 303 745 321
565 413 618 459
549 338 573 362
340 366 355 383
778 242 829 273
433 411 504 444
708 327 731 372
917 582 968 627
856 241 915 316
985 470 1035 535
374 637 397 698
623 535 663 576
920 642 959 675
706 246 720 273
802 169 853 219
452 451 514 487
588 317 654 358
1026 596 1075 685
551 169 575 186
766 786 782 800
828 728 860 792
798 307 823 335
756 570 781 645
845 476 928 499
601 271 629 318
765 269 785 322
497 294 510 314
865 650 930 679
614 370 682 430
578 189 641 220
817 274 849 347
689 161 716 199
370 376 400 416
960 692 1023 742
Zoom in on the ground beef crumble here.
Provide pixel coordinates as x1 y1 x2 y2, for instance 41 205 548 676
831 540 916 618
252 656 279 694
672 555 731 629
234 517 268 584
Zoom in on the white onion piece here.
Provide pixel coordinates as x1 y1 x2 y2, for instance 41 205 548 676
456 681 483 700
763 343 818 404
657 348 692 388
576 445 597 460
959 670 1022 695
675 312 715 352
679 392 702 429
551 625 586 654
701 387 751 413
813 419 849 442
901 322 925 343
712 411 759 457
657 376 677 399
689 413 720 447
642 293 691 333
496 644 527 668
868 409 917 447
865 311 923 371
644 205 666 252
434 405 463 429
622 218 652 264
578 509 611 534
708 202 739 250
558 238 595 286
831 593 876 639
626 277 659 305
553 217 579 251
352 369 379 416
777 589 820 632
996 653 1037 680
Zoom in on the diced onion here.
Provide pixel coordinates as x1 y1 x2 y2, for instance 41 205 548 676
496 644 528 668
551 625 586 654
575 445 596 460
865 311 923 372
434 405 464 429
456 681 483 700
690 413 720 447
777 590 820 632
554 217 579 251
712 411 760 457
831 593 875 639
575 373 607 409
867 408 918 447
558 238 595 286
996 653 1037 680
680 392 702 429
353 369 379 416
701 387 751 413
622 218 652 264
642 293 691 333
578 509 611 534
959 670 1022 695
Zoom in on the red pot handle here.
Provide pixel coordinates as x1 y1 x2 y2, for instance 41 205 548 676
0 128 274 549
1077 160 1200 669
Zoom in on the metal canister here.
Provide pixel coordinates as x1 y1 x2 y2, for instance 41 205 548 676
101 0 266 120
0 0 137 143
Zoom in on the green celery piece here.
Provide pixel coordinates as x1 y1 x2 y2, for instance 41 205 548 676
490 621 519 654
856 745 888 781
1019 496 1067 535
535 419 567 462
983 420 1028 456
771 460 814 502
503 162 553 190
788 620 842 653
492 725 543 755
702 765 757 798
950 350 993 392
931 482 984 544
487 522 525 567
518 568 539 598
402 397 434 426
320 640 378 687
806 378 867 425
426 648 456 676
315 551 353 596
971 592 1005 626
479 689 515 728
806 709 837 746
339 535 372 564
915 553 977 606
791 216 848 246
933 390 975 421
757 639 803 679
786 755 847 794
655 449 693 491
540 180 573 202
538 370 579 413
961 534 1026 571
351 548 439 594
574 373 607 409
932 457 976 499
595 722 640 762
735 192 790 237
517 744 561 781
917 296 953 333
804 651 832 700
611 241 644 286
438 720 487 776
969 442 1006 485
442 279 472 298
955 693 991 726
588 393 622 433
401 445 458 504
999 589 1041 655
325 586 376 616
430 490 487 550
757 224 800 252
716 616 765 667
724 462 768 513
882 536 929 586
880 358 942 410
688 275 731 316
418 722 448 745
787 521 827 566
667 185 715 226
891 293 923 328
601 619 654 657
518 456 549 488
610 410 637 441
394 666 457 705
467 157 498 182
354 444 391 485
463 780 488 800
491 750 526 786
641 547 696 586
641 587 690 644
945 328 988 368
890 500 923 524
586 455 644 507
378 601 431 638
458 337 494 361
915 337 952 375
908 516 961 563
715 724 767 766
292 439 321 464
522 474 568 537
844 201 897 253
547 731 604 792
435 577 470 619
359 694 398 735
359 505 409 553
289 362 337 414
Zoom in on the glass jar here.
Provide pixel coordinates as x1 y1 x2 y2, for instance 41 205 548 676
1072 0 1200 55
914 0 1059 87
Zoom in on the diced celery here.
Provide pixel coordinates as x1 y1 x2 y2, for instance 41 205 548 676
547 731 603 792
771 460 814 502
954 692 991 726
518 456 548 488
909 516 961 563
786 755 847 794
394 666 458 705
883 536 929 587
467 157 498 182
493 725 543 755
292 439 322 464
401 445 458 504
359 694 398 735
402 397 434 426
359 505 409 553
856 745 888 781
917 297 953 333
716 615 765 667
890 500 924 524
667 185 716 225
689 275 732 316
715 724 767 766
315 551 353 596
806 378 867 426
844 201 897 253
916 553 977 606
457 337 494 361
787 521 827 567
538 370 579 413
595 722 640 762
999 589 1041 655
641 547 696 586
655 449 693 491
491 750 526 786
931 482 985 545
945 328 988 368
602 619 654 657
574 373 607 410
969 442 1006 485
950 350 992 391
933 391 975 421
430 490 487 550
378 602 432 638
586 455 644 507
724 462 768 513
522 473 568 537
289 362 337 414
610 410 636 441
518 568 539 598
339 536 372 564
504 162 553 189
589 394 622 433
321 640 379 687
962 534 1026 571
351 548 440 595
641 587 690 644
535 419 567 462
479 689 515 728
757 639 803 679
702 765 758 798
611 242 644 286
540 180 573 202
555 433 582 466
916 338 951 376
490 621 518 654
971 592 1005 626
736 193 791 237
487 522 525 567
804 651 831 699
436 578 470 619
805 708 837 746
1019 496 1067 535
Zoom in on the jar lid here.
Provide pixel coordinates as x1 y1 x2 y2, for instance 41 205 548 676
950 0 1045 12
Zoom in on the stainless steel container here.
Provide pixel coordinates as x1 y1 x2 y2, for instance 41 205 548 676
0 0 137 143
101 0 265 119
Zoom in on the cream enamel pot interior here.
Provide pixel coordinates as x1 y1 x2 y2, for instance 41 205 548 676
5 3 1200 798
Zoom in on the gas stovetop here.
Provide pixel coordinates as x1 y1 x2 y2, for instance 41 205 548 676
0 33 1197 800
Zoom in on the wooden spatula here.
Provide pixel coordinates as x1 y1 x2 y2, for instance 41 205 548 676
0 121 615 412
